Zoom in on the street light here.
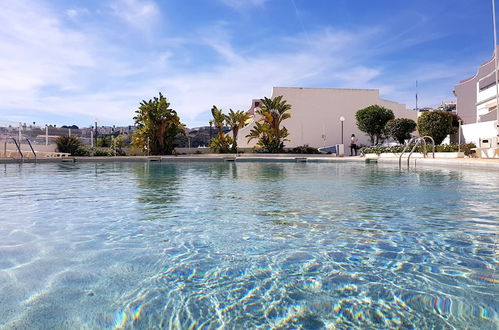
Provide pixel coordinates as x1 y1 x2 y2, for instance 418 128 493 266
339 116 345 144
458 120 463 153
93 118 99 148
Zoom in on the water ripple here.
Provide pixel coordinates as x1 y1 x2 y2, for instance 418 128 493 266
0 162 497 329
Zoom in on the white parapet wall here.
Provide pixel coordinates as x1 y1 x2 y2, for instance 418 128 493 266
462 120 498 144
366 152 465 159
461 120 499 158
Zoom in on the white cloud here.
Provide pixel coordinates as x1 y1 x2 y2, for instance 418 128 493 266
66 8 90 19
0 1 94 92
152 28 385 124
0 0 464 128
0 0 143 124
0 0 384 127
218 0 269 10
109 0 160 33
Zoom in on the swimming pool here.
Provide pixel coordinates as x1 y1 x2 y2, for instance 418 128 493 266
0 161 497 328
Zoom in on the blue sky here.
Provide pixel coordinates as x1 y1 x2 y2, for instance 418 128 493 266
0 0 496 128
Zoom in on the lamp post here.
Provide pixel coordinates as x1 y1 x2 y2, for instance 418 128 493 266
94 119 99 148
339 116 345 144
458 120 462 153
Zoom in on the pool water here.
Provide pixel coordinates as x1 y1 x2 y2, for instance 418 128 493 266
0 161 497 329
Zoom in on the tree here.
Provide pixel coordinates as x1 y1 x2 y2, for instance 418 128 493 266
246 95 292 153
385 118 417 144
111 134 128 156
226 109 250 152
417 110 459 145
209 105 233 153
96 135 112 147
132 93 185 155
355 105 394 145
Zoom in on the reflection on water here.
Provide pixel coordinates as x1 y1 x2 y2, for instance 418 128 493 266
133 163 181 207
0 161 497 329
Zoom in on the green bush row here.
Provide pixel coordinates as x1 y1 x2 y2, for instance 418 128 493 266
360 143 476 156
287 145 321 154
70 147 122 156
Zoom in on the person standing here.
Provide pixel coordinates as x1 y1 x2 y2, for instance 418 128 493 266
350 134 358 156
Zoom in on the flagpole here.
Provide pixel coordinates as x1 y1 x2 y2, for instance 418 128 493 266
415 80 418 111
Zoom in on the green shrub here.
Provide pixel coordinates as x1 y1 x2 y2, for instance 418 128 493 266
93 148 115 156
385 118 417 144
55 136 86 155
73 147 90 156
417 111 461 145
461 143 477 156
115 148 127 156
288 145 320 154
96 136 112 148
209 135 234 153
360 143 476 155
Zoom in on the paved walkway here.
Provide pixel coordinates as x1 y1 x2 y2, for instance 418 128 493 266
1 154 499 169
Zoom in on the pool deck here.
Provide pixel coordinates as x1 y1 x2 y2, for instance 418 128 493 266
1 153 499 169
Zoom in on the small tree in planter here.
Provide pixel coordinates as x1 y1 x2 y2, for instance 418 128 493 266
386 118 417 144
417 111 459 145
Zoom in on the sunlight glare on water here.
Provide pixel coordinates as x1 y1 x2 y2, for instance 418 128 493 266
0 161 497 329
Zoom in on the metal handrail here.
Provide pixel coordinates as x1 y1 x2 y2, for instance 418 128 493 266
421 136 435 158
399 136 436 166
26 138 37 163
10 137 23 161
406 140 422 166
399 137 417 166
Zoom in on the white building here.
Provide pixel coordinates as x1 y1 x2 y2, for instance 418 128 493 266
454 47 499 157
236 87 417 149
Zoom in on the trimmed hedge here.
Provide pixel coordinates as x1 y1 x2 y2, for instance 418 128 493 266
360 143 476 156
288 145 321 154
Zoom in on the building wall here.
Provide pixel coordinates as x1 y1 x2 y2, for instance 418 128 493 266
454 51 496 124
477 83 499 118
462 121 498 146
236 87 417 149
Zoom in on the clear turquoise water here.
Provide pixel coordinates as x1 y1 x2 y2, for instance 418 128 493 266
0 161 497 329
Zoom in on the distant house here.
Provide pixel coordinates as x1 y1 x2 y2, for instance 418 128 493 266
235 87 417 149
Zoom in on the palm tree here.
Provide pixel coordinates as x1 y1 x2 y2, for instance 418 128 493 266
225 109 250 151
132 92 185 155
211 105 225 136
246 95 292 153
209 105 232 153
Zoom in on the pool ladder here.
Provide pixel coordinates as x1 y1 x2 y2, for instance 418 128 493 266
398 136 435 166
8 137 37 163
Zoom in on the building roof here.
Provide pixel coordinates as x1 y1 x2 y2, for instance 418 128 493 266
457 47 497 85
273 86 379 92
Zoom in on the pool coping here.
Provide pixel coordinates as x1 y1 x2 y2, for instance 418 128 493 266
1 154 499 169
